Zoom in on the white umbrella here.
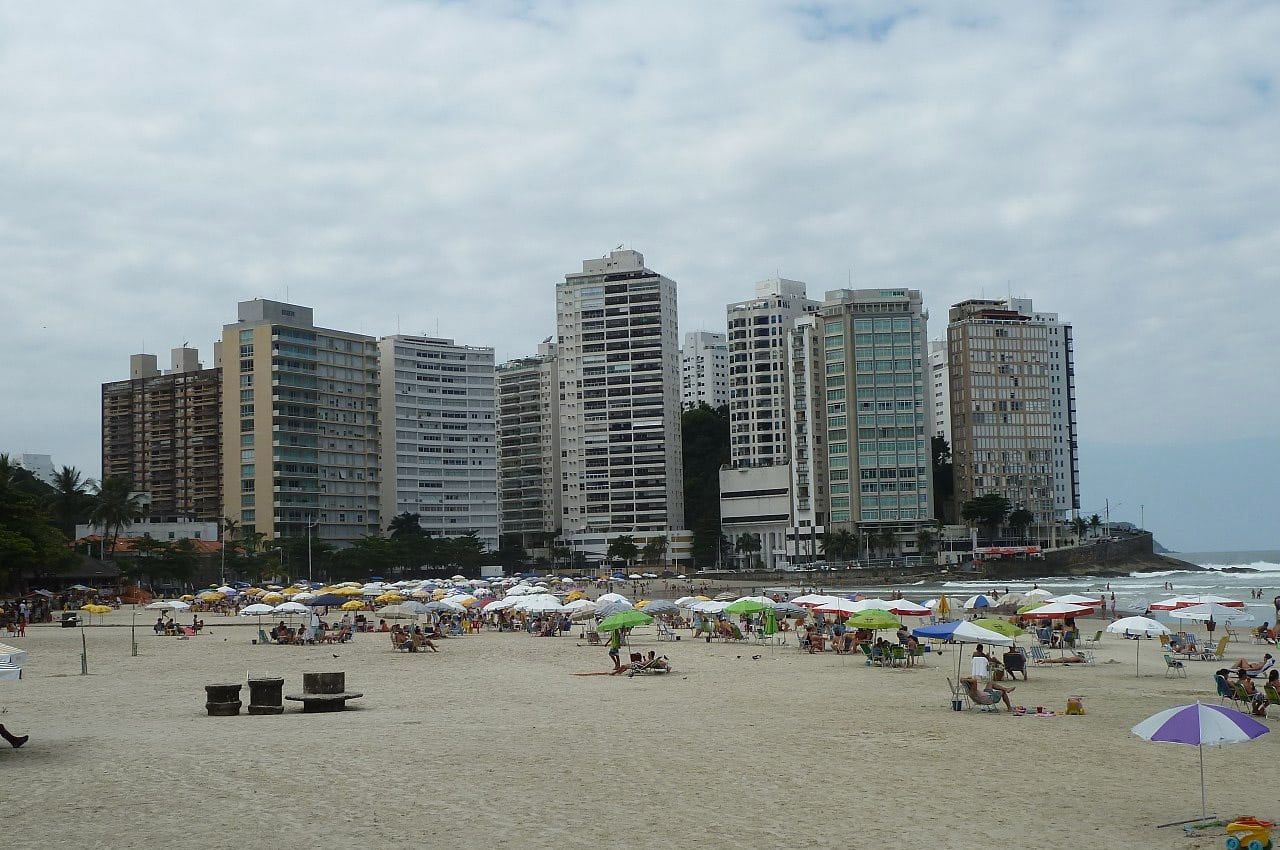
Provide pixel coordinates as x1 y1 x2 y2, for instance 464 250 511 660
1151 594 1246 611
239 603 275 616
561 599 597 612
688 600 730 614
674 596 703 607
1171 602 1256 625
271 601 308 615
596 592 631 605
812 598 860 617
792 594 840 608
1106 616 1172 676
848 598 895 613
513 594 565 613
1045 593 1103 606
483 598 519 612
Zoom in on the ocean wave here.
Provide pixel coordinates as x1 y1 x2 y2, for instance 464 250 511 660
1192 560 1280 573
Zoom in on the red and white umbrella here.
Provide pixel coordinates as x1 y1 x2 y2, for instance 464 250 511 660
1150 595 1245 611
791 594 840 608
812 598 860 617
1019 601 1093 620
884 599 932 617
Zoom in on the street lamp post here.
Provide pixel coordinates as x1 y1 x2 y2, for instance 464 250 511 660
306 515 318 584
219 517 226 586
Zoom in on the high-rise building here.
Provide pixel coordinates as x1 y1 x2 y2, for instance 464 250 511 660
555 249 687 563
946 297 1078 534
101 348 222 521
928 339 951 444
379 335 498 553
819 287 934 554
783 315 828 564
497 341 561 549
220 300 381 546
680 331 728 411
719 279 819 568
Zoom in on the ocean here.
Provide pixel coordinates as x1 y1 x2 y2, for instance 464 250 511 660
781 548 1280 627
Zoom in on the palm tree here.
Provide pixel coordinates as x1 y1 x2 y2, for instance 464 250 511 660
607 534 639 571
1007 508 1034 540
734 533 762 570
46 466 92 539
90 477 144 556
1071 516 1088 542
822 529 855 564
916 526 937 560
1088 514 1103 538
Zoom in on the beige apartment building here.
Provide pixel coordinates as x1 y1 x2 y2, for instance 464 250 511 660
220 299 381 546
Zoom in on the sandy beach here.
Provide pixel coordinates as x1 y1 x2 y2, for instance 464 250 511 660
2 606 1277 850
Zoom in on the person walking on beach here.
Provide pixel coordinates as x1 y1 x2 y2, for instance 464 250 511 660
608 627 623 674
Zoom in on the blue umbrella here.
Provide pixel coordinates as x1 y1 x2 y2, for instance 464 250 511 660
912 620 1013 681
305 593 348 607
1132 702 1269 820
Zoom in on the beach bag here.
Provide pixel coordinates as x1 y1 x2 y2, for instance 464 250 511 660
1065 695 1085 715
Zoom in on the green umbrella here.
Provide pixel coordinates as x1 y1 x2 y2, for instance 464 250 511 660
724 599 770 615
973 618 1026 638
597 610 654 632
844 609 902 631
763 608 779 636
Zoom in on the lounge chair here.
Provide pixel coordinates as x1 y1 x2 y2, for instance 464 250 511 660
1002 649 1028 681
1262 684 1280 718
1083 630 1102 648
258 628 273 645
627 654 672 677
586 631 601 646
655 622 678 642
1244 657 1276 679
1200 636 1229 662
952 677 1001 712
1025 645 1049 664
1164 654 1186 678
1216 674 1241 708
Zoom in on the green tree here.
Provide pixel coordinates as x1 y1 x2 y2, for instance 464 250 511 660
734 533 762 570
640 535 669 569
89 476 144 556
931 436 955 525
1007 507 1034 540
387 512 425 539
607 534 639 569
682 403 730 567
1071 516 1088 542
46 466 93 539
961 494 1012 540
869 527 898 558
916 526 937 559
822 528 856 563
1088 514 1103 537
496 533 528 569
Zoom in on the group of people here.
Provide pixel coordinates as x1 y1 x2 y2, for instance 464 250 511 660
390 623 439 652
1221 654 1278 716
152 616 204 635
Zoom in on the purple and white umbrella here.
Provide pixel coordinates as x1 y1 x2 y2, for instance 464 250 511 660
1131 702 1269 819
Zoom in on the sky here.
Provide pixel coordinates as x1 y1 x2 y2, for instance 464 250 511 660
2 2 1277 551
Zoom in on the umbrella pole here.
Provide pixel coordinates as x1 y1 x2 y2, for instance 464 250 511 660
1135 638 1140 677
1198 736 1207 820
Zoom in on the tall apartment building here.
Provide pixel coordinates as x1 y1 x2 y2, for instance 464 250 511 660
946 297 1078 534
101 347 222 521
556 249 688 564
680 331 728 410
221 300 381 546
379 335 498 553
783 315 828 564
719 279 819 569
819 287 934 553
928 339 951 443
497 341 561 549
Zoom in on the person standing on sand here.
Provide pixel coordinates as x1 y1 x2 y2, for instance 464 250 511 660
608 627 623 674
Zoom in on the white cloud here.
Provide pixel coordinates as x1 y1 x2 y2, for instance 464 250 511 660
2 2 1278 542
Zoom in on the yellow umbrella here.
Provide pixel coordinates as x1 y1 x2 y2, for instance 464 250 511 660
635 600 651 609
937 594 951 617
340 599 365 611
243 588 263 596
179 594 196 602
410 589 432 599
199 592 224 602
565 590 586 602
374 593 404 605
261 592 285 604
333 586 363 597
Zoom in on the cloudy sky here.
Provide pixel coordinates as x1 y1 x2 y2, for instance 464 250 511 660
2 2 1277 551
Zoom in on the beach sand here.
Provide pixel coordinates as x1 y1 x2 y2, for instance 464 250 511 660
2 609 1275 849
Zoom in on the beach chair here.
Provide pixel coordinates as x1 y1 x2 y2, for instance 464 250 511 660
1200 636 1229 662
1262 684 1280 718
890 645 908 667
1073 648 1096 664
1158 634 1172 653
1163 654 1186 678
1216 674 1241 707
258 628 273 645
655 622 678 642
1244 657 1275 678
586 631 601 646
1002 649 1028 680
1026 645 1049 664
1083 630 1102 648
951 677 999 712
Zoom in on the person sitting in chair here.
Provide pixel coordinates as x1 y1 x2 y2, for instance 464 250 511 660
960 676 1014 711
1002 646 1028 680
153 616 166 634
634 650 669 673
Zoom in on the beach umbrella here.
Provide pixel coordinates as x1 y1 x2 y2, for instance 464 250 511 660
562 598 598 612
376 604 420 619
771 602 807 618
962 594 994 610
724 599 770 615
291 591 317 602
791 594 838 608
594 600 635 618
1019 601 1092 620
271 601 308 615
844 609 902 631
813 598 861 617
260 592 285 604
688 600 730 615
424 600 466 614
1151 595 1246 611
240 603 275 616
179 595 195 602
641 600 679 615
306 593 348 607
513 594 564 614
1171 603 1257 626
1045 593 1103 607
332 586 363 597
597 610 654 632
885 600 932 617
596 592 631 605
972 618 1026 639
1107 616 1172 676
1016 601 1048 615
714 592 737 602
340 600 365 611
935 595 951 618
913 620 1014 682
1132 702 1269 820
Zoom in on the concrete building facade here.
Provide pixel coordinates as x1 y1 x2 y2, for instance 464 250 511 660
379 335 498 553
718 279 819 569
220 300 381 546
497 342 561 548
101 348 222 522
680 330 728 411
555 249 687 564
819 287 935 557
946 297 1078 534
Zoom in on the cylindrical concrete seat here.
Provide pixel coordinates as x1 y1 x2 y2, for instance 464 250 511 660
247 677 284 715
285 671 363 713
204 683 242 716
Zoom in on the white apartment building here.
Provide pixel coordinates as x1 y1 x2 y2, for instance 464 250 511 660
497 341 561 548
221 299 381 546
928 339 951 444
946 297 1079 533
680 330 728 410
556 249 688 564
783 315 828 565
379 335 498 553
719 279 819 569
